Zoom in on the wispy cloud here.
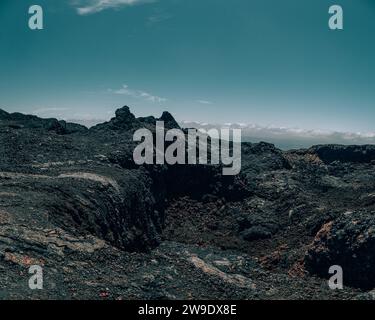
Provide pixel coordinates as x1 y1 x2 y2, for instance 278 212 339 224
72 0 156 15
147 12 172 25
197 100 213 105
109 84 167 103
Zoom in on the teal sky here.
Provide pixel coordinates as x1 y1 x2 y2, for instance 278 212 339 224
0 0 374 133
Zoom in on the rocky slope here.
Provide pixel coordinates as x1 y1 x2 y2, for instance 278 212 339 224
0 106 374 299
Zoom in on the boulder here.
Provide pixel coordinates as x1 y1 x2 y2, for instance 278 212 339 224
305 211 375 289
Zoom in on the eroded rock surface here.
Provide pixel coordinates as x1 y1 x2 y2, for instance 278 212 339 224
1 106 375 299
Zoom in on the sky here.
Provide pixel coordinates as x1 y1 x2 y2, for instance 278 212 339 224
0 0 374 139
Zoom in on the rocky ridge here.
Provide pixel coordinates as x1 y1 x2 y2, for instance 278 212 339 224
0 106 374 299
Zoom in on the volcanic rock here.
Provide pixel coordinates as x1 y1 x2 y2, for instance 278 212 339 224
305 210 375 289
0 106 374 299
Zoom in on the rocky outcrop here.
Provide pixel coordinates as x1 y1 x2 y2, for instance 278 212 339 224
0 106 374 299
308 145 375 164
58 120 88 134
90 106 140 131
305 210 375 289
90 106 181 132
159 111 180 129
0 106 250 253
0 108 87 134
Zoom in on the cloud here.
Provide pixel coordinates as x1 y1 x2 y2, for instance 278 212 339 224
65 113 108 127
109 84 167 103
32 107 109 127
33 107 70 113
32 107 71 118
72 0 156 15
180 120 375 150
147 12 172 24
197 100 213 105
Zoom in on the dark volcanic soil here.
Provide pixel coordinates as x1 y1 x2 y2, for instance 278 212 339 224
0 106 374 300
